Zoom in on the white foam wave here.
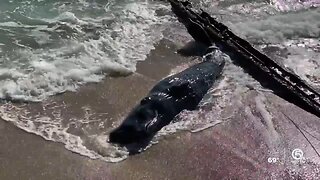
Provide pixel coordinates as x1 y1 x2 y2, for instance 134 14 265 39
0 103 101 159
0 1 170 102
229 8 320 44
0 0 171 162
0 102 129 162
282 39 320 87
271 0 320 11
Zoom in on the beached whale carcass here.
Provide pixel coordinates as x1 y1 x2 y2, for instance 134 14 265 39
109 47 225 144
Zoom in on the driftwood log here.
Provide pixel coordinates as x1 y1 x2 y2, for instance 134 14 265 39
168 0 320 118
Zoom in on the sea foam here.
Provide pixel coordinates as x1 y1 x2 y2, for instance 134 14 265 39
0 0 170 102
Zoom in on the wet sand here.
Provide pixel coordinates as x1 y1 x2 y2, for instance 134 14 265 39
1 39 320 180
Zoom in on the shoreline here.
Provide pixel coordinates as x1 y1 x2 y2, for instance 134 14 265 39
0 38 194 179
1 38 320 179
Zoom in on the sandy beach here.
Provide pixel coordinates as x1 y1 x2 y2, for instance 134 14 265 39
1 0 320 179
1 38 320 179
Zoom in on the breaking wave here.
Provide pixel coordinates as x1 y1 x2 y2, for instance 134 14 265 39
0 0 170 102
229 8 320 44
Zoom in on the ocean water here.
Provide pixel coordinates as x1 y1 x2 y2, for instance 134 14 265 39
0 0 320 162
0 0 170 101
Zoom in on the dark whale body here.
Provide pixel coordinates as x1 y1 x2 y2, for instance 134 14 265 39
109 48 225 144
